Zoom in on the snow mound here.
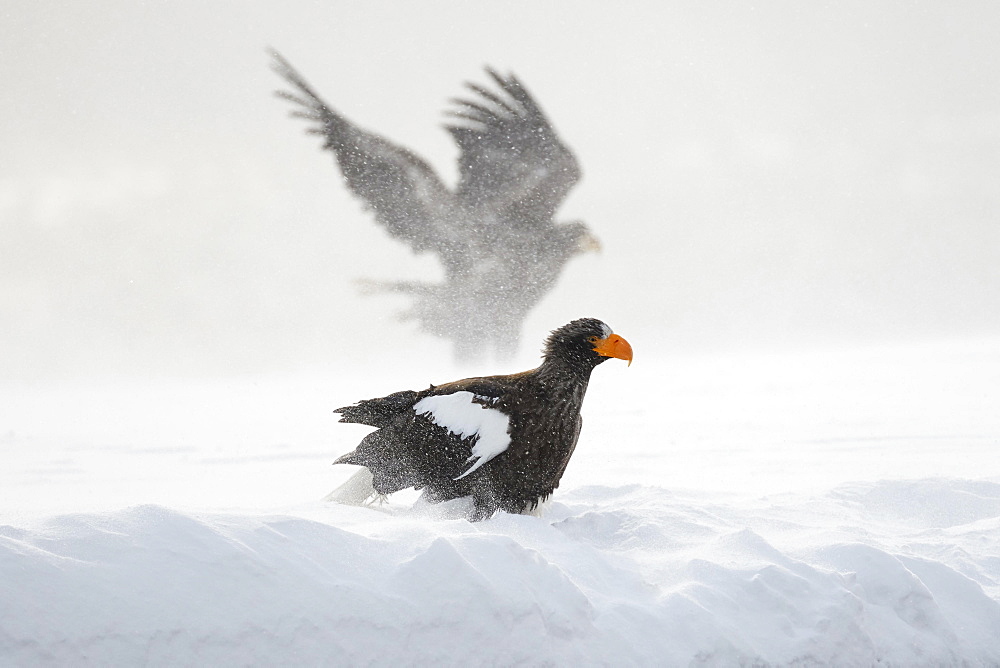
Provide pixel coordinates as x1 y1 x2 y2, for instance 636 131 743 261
3 479 999 666
3 344 999 663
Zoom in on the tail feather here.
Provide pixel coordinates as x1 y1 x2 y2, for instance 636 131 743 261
324 467 379 505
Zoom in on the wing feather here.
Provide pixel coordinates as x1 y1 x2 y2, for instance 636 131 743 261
444 67 581 225
272 51 465 257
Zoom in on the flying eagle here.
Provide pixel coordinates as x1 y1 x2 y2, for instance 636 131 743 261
328 318 632 520
271 52 599 361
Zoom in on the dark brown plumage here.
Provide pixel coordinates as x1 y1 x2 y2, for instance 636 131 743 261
330 318 633 521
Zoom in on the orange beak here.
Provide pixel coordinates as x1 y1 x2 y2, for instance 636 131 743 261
593 333 633 366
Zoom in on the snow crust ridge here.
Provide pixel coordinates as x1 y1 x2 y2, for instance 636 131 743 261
2 478 999 666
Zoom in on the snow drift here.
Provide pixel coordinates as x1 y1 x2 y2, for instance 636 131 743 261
3 480 999 665
2 342 999 665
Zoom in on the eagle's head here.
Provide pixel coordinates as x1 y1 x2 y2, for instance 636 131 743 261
543 318 633 371
557 221 601 256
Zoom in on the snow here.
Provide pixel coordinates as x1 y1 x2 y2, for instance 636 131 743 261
2 340 1000 665
414 391 512 479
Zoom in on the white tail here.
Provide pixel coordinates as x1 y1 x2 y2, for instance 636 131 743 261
324 467 378 505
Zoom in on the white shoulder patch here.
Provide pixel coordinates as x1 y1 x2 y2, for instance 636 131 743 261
413 391 511 480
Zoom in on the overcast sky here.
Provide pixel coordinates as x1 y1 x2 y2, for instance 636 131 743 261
2 1 998 379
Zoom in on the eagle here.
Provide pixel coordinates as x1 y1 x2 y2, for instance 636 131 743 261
327 318 632 521
271 51 600 361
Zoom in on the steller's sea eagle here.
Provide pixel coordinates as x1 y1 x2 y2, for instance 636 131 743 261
328 318 632 520
271 51 600 361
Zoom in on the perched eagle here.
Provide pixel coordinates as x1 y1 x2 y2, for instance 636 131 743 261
328 318 632 521
272 52 599 361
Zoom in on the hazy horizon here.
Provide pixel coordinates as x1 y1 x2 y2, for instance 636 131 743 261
3 1 998 379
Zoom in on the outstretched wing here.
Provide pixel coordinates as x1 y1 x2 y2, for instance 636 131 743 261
272 51 465 257
445 68 581 225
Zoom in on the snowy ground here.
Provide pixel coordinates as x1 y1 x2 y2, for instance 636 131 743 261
2 339 1000 665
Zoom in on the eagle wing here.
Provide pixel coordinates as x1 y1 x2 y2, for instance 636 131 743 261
445 68 581 226
272 51 467 259
334 379 514 497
